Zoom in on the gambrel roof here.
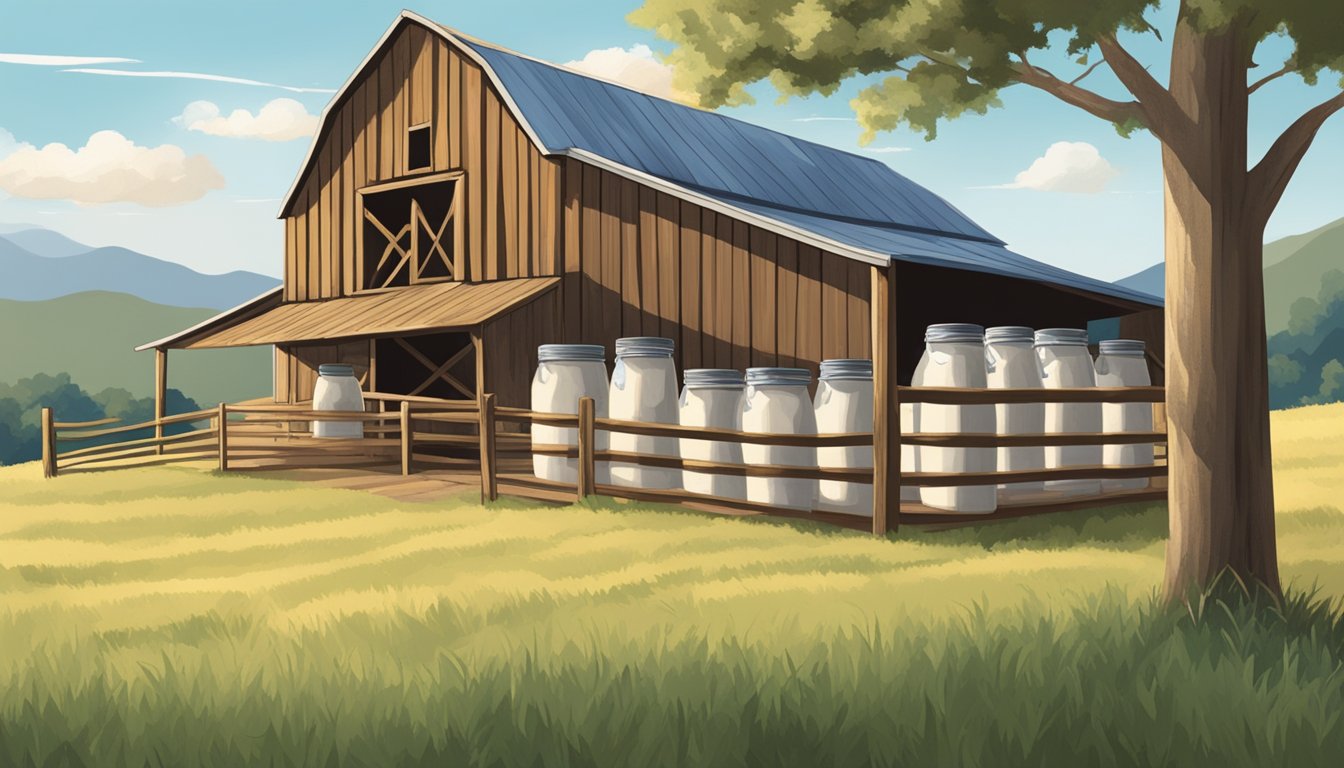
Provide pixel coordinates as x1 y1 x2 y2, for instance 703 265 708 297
279 11 1160 310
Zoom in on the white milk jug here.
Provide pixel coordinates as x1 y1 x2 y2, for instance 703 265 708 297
913 324 997 513
741 367 817 510
1035 328 1101 496
984 326 1045 501
1094 339 1154 491
531 344 608 484
608 337 680 489
813 359 874 515
312 364 365 439
678 368 746 499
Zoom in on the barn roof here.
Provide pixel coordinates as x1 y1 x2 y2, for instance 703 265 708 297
279 12 1160 310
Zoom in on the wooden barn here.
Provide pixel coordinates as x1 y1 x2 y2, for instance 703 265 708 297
140 11 1163 423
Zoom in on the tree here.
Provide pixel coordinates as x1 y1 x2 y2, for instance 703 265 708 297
631 0 1344 601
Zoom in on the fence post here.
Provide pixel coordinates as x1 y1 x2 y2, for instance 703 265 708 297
577 396 596 499
400 401 413 476
216 402 229 472
41 407 57 478
478 393 498 502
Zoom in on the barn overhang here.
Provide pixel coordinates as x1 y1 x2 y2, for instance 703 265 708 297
136 277 558 351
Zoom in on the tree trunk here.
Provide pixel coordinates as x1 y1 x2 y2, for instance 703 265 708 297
1160 15 1281 601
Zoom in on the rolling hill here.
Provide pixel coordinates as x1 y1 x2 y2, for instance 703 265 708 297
0 230 278 310
1115 215 1344 334
0 291 271 406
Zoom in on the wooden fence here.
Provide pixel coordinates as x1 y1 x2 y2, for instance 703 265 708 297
41 386 1168 532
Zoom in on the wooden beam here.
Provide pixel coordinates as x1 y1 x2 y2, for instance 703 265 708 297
577 396 596 498
41 407 56 478
154 348 167 454
870 263 900 535
216 402 229 472
472 329 486 404
479 392 498 502
400 400 413 476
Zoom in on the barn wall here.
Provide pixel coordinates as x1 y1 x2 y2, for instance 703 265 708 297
275 342 372 404
283 21 562 302
480 291 562 409
554 159 871 385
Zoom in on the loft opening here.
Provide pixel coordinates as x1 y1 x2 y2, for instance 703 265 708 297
357 172 462 290
407 124 432 171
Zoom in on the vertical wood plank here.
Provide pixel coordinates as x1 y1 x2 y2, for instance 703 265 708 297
379 45 394 181
473 330 486 403
41 407 56 478
656 193 680 348
870 264 900 535
501 117 518 277
400 400 413 476
796 244 822 371
580 164 604 345
699 210 716 367
478 392 498 501
285 216 297 302
848 260 871 358
484 92 501 279
392 31 408 175
341 107 355 296
821 257 849 361
750 228 777 367
540 159 559 276
216 403 229 472
407 25 428 125
714 213 734 368
306 192 320 302
679 200 702 369
529 146 542 277
638 186 659 335
154 348 167 454
577 396 596 498
464 63 483 280
434 42 449 171
562 158 582 342
731 219 751 370
448 47 460 169
775 238 799 367
621 176 641 335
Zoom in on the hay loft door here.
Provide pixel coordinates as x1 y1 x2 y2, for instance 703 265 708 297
357 172 464 291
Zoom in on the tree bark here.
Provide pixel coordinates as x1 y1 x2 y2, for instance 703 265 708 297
1160 14 1281 601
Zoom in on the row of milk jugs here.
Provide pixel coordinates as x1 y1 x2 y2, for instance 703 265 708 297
530 337 871 513
906 324 1154 513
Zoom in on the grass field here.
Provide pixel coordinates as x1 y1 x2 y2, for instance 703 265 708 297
2 404 1343 766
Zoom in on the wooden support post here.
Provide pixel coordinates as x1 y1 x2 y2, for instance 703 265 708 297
216 402 228 472
41 407 56 478
577 396 596 499
472 329 486 405
478 393 498 502
154 347 167 454
870 264 900 535
400 400 413 476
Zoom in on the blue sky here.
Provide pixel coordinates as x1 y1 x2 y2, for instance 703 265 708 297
0 0 1340 281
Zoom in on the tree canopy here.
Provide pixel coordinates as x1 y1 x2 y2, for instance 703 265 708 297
630 0 1344 141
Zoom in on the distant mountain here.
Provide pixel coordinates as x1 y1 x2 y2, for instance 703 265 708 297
1115 263 1163 299
0 291 271 407
0 229 279 311
1112 216 1344 334
1 227 93 259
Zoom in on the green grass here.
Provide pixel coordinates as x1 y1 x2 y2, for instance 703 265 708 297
2 404 1343 766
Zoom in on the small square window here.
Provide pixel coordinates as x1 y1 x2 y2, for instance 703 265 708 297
407 125 431 171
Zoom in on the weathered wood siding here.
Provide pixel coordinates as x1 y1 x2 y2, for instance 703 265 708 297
276 342 372 404
549 160 871 378
283 22 562 302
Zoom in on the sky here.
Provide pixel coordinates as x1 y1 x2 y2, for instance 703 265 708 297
0 0 1340 282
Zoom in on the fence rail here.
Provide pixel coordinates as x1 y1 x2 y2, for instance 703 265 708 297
41 385 1170 531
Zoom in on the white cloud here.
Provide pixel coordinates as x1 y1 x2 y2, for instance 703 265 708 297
0 53 138 66
563 44 691 102
0 130 224 207
174 98 318 142
990 141 1118 193
0 127 25 159
62 68 335 94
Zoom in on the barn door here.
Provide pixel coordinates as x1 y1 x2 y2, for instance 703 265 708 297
360 175 462 290
374 332 476 401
